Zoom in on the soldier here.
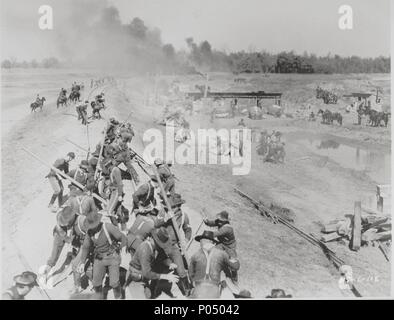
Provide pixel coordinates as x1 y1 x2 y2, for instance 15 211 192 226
126 228 179 299
132 175 160 213
46 152 75 211
189 231 240 299
158 194 193 296
40 206 88 293
106 118 120 143
77 212 127 299
67 160 89 196
203 211 237 258
203 210 238 282
3 271 38 300
106 158 129 228
154 158 175 198
80 101 89 125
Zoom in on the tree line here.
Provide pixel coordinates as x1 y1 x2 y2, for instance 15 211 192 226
1 11 390 75
1 57 61 69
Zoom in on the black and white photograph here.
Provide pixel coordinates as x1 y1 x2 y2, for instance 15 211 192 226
0 0 392 302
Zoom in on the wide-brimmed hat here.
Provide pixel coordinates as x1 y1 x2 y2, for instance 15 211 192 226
154 158 164 166
164 194 185 209
265 289 292 298
57 206 76 227
83 212 103 231
14 271 38 287
80 160 89 170
195 230 219 243
215 211 230 222
150 174 158 182
151 227 170 249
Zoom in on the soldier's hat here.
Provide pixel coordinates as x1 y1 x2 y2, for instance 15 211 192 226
265 289 292 298
14 271 38 287
164 194 185 209
88 157 98 167
83 212 103 231
151 227 170 249
57 206 76 227
80 160 89 170
150 174 158 182
154 158 164 166
215 210 230 222
67 152 76 159
195 230 219 243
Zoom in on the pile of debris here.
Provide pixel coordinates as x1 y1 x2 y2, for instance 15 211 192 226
320 206 391 261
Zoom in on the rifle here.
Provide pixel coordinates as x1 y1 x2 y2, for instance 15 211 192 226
94 123 108 181
151 165 189 270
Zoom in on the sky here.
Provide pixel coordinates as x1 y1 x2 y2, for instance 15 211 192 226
0 0 391 61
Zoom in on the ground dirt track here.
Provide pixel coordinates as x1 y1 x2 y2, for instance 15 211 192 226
1 71 391 298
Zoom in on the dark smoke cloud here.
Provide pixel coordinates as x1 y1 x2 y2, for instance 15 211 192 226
53 0 176 73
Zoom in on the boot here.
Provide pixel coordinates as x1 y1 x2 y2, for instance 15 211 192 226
93 285 103 300
177 277 192 297
112 285 122 300
57 191 64 207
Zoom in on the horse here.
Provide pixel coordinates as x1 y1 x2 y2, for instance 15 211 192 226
264 142 286 163
57 95 68 108
30 97 46 112
317 109 332 124
69 91 80 103
330 112 342 125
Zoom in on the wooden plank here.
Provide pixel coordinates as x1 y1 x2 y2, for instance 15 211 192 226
321 222 340 233
361 205 381 216
321 232 343 242
351 201 362 251
363 230 391 242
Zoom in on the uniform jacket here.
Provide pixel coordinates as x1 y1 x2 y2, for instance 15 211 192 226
47 215 87 267
67 194 97 216
67 167 88 188
157 208 192 244
2 286 24 300
110 166 124 194
205 220 236 250
189 247 240 285
47 158 69 178
79 223 127 261
130 240 171 281
132 182 156 208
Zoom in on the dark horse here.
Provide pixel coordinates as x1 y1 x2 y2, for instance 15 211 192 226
317 109 342 125
68 91 81 103
317 109 331 124
57 95 68 108
365 109 389 127
330 112 343 126
30 97 46 112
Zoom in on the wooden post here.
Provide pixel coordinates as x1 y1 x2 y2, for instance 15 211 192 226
204 73 209 98
376 185 383 212
151 165 189 269
351 201 362 251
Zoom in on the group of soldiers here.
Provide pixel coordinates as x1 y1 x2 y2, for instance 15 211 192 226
256 130 286 163
31 112 241 300
75 93 106 125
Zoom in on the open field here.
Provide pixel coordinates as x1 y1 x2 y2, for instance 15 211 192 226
1 69 391 298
